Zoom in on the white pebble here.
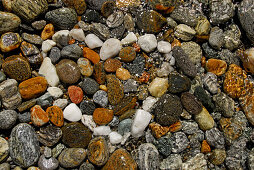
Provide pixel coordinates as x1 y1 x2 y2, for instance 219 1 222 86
157 62 174 77
131 109 152 138
81 115 96 132
138 34 157 53
157 41 172 53
41 40 56 53
121 32 137 45
52 30 69 42
148 77 169 98
70 29 86 42
85 34 103 49
47 87 63 99
53 99 68 109
39 57 59 87
63 103 82 122
93 126 111 136
142 96 158 112
100 38 122 60
169 56 175 66
109 132 123 145
121 132 131 145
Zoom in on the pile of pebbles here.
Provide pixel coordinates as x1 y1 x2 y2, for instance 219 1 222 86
0 0 254 169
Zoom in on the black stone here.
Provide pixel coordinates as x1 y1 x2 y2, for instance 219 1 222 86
80 100 96 115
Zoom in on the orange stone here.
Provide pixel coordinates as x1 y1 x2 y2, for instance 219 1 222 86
93 108 114 125
149 122 169 139
116 0 140 8
206 59 227 76
46 106 64 127
132 43 140 52
239 88 254 126
68 85 84 104
83 47 100 64
31 105 49 126
19 76 48 100
116 68 131 80
139 72 150 83
201 56 206 68
171 38 181 48
102 148 137 170
201 140 211 153
168 121 182 132
100 85 108 91
41 23 54 40
238 48 254 74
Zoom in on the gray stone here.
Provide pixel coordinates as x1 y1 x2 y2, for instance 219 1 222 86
80 100 96 115
86 0 108 10
81 9 101 23
9 123 40 168
45 8 77 30
0 72 6 83
202 72 219 94
58 148 86 168
18 112 31 123
202 42 218 59
171 132 189 153
93 90 108 107
110 24 125 39
49 47 61 64
182 153 207 170
160 154 182 170
223 24 241 51
21 33 43 45
213 92 235 117
166 17 177 28
209 27 224 50
124 79 138 93
106 11 124 28
81 77 99 95
182 121 199 135
118 119 133 136
0 163 10 170
194 86 215 112
181 41 202 64
32 20 47 30
205 128 225 149
209 149 226 165
155 136 172 157
61 44 83 60
89 23 110 41
248 148 254 170
124 13 135 32
0 12 21 34
52 143 65 158
36 92 53 108
0 110 17 129
37 125 62 147
38 155 59 170
108 116 119 127
174 24 196 41
218 49 240 65
44 147 52 158
195 17 211 35
0 137 9 163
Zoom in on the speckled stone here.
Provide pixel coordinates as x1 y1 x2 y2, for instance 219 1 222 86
77 58 93 77
87 137 109 167
20 41 43 66
171 132 189 153
104 58 122 72
37 125 62 147
119 47 136 62
49 47 61 64
0 32 22 52
168 73 191 94
61 44 83 60
0 110 17 129
56 59 81 84
93 90 108 107
0 12 21 34
181 92 203 115
38 154 59 170
46 106 64 127
93 62 106 85
62 122 92 148
22 33 43 45
0 137 8 163
182 153 207 170
58 148 86 168
81 77 99 95
18 112 31 123
9 123 40 168
106 75 124 105
79 162 95 170
209 149 226 165
113 96 137 116
80 100 96 115
195 107 215 131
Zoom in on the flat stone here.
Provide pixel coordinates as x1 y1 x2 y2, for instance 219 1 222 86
22 33 43 45
37 125 62 147
20 41 43 66
174 24 196 41
0 12 21 34
59 148 86 168
93 108 113 125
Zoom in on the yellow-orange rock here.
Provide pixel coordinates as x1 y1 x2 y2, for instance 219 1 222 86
19 76 48 99
171 38 181 48
240 92 254 126
31 105 49 126
46 106 64 127
201 140 211 153
116 68 131 80
102 148 137 170
83 47 100 64
149 122 169 139
93 108 114 125
41 23 54 40
206 59 227 76
116 0 140 8
168 121 182 132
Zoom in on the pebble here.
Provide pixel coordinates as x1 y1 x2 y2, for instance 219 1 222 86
32 20 47 30
157 41 171 54
124 79 138 93
17 112 31 123
100 38 122 60
93 90 108 107
53 99 68 109
49 47 61 64
20 42 43 66
248 148 254 170
160 154 182 170
9 123 40 168
131 109 152 138
0 110 17 129
93 108 113 125
202 72 219 94
38 155 59 170
119 46 136 62
113 95 137 116
157 62 174 77
195 17 210 35
56 59 81 84
22 33 43 45
82 9 101 23
102 148 137 170
12 0 48 22
0 32 21 52
87 137 109 166
62 0 87 15
116 68 131 80
195 107 215 131
148 77 168 97
0 72 6 83
172 46 197 78
63 103 82 122
80 100 96 115
106 75 124 105
36 92 53 108
79 162 95 170
68 86 83 104
209 149 226 165
121 32 137 45
209 27 224 50
137 34 157 53
168 73 191 93
69 29 86 42
93 126 111 136
109 132 123 144
81 115 96 132
104 58 122 72
118 119 133 136
42 40 56 53
45 8 77 30
106 11 124 28
0 137 8 162
155 136 172 156
30 105 49 127
142 96 158 112
171 132 189 153
223 24 241 51
174 24 196 41
37 125 62 147
41 23 54 40
205 128 225 149
123 14 135 32
0 12 21 34
77 58 93 77
101 1 116 18
61 44 83 60
81 77 99 95
58 148 86 168
46 106 64 127
85 34 103 49
154 94 183 126
194 86 215 112
47 87 63 99
181 92 203 115
89 23 110 41
0 163 10 170
181 41 202 64
62 122 92 148
125 54 146 76
52 30 70 48
182 153 207 170
213 92 235 117
206 59 227 76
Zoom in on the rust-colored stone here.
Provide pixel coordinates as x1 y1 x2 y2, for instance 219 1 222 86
68 85 84 104
149 122 169 139
46 106 64 127
93 108 114 125
83 47 100 64
62 0 87 15
104 58 122 72
219 117 242 142
119 46 136 62
113 96 137 116
201 140 211 153
139 72 150 83
41 23 54 40
31 105 49 126
116 68 131 80
171 38 181 48
93 62 106 85
168 121 182 132
206 59 227 76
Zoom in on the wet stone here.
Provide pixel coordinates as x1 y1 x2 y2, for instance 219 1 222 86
93 90 108 107
77 58 93 77
22 33 43 45
82 9 101 23
104 58 122 72
106 11 124 28
0 110 17 129
168 73 191 94
89 23 110 41
155 136 172 157
20 41 43 66
205 128 225 149
81 77 99 95
61 44 83 60
0 12 21 34
181 92 203 115
213 92 235 117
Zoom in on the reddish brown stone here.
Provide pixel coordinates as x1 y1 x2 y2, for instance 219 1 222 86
46 106 64 127
68 86 84 104
168 121 182 132
104 58 122 72
93 62 106 85
119 47 136 62
83 47 100 64
201 140 211 153
116 68 131 80
31 105 49 126
41 23 54 40
113 96 137 116
93 108 114 125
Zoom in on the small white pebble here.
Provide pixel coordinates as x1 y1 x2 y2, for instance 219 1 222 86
100 38 122 60
41 40 56 53
53 99 68 109
109 131 123 144
121 32 137 45
157 41 172 53
81 115 96 132
142 96 158 112
93 126 111 136
70 29 86 42
47 87 63 99
85 34 103 49
63 103 82 122
138 34 157 53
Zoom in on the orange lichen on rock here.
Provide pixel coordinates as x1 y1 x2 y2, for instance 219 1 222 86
149 122 169 139
46 106 64 127
31 105 49 126
41 23 54 40
206 59 227 76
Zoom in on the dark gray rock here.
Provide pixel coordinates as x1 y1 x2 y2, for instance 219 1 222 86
0 110 17 129
37 125 62 147
93 90 108 107
205 128 225 149
118 119 133 136
49 47 61 64
110 24 125 39
36 92 53 108
18 112 31 123
21 33 43 45
218 49 240 65
194 86 215 112
32 20 47 30
86 0 109 10
9 123 40 168
125 54 145 76
209 27 224 50
181 92 203 115
168 74 191 94
82 10 101 23
61 44 83 60
38 155 59 170
213 92 235 117
202 42 218 59
171 132 189 153
124 79 138 93
45 8 77 30
80 100 96 115
155 136 172 157
81 77 99 95
181 121 199 135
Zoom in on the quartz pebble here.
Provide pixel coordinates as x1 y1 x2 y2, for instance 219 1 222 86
109 132 123 144
42 40 56 53
81 115 96 132
148 77 168 98
69 29 85 42
47 87 63 99
157 41 171 54
100 38 121 60
138 34 157 53
93 126 111 136
121 32 137 45
63 103 82 122
85 34 103 49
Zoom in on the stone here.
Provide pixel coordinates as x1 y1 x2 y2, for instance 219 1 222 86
201 140 211 153
182 121 199 135
118 119 133 136
209 149 226 165
81 77 99 95
85 34 103 49
93 108 113 125
63 103 82 122
20 42 43 66
102 148 137 170
213 92 235 117
171 132 189 153
160 154 182 170
81 115 96 132
136 10 167 33
82 9 101 23
41 23 54 40
32 20 47 30
142 96 158 112
19 77 47 100
137 34 157 53
80 100 96 115
154 94 182 126
53 99 68 109
0 32 21 53
48 47 61 65
182 153 207 170
121 32 137 45
38 155 59 170
79 162 95 170
47 87 63 99
148 77 168 97
155 136 172 156
12 0 48 22
106 11 124 28
56 59 81 84
39 57 59 87
0 72 6 83
30 105 49 127
0 110 17 129
209 27 224 50
205 128 225 149
125 54 146 76
202 72 219 94
46 106 64 127
83 47 100 65
113 96 137 116
89 23 110 41
93 90 108 107
195 17 210 35
168 73 191 94
36 92 53 108
100 38 121 60
174 24 196 41
157 62 174 77
0 138 8 163
248 148 254 170
61 44 83 60
62 0 86 15
181 41 202 64
77 58 93 77
131 109 152 138
45 8 77 30
101 1 116 18
62 122 92 148
104 58 121 72
0 163 10 170
58 148 86 168
87 137 109 166
22 33 43 45
223 24 241 51
109 132 123 144
93 126 111 136
206 59 227 76
68 86 83 104
52 30 70 48
149 122 169 139
195 107 214 131
18 112 31 123
181 92 203 115
42 40 56 53
157 41 171 54
0 12 21 34
37 125 62 147
124 79 138 93
106 75 124 105
119 47 136 62
194 86 215 112
9 123 40 168
116 68 131 80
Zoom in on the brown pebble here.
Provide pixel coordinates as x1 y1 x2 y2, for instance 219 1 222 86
104 58 122 72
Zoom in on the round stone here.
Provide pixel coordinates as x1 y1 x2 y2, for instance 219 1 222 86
93 90 108 107
0 110 17 129
168 73 191 94
46 106 64 127
81 77 99 95
119 47 136 62
77 58 93 77
100 38 122 60
104 58 122 72
30 105 49 127
37 125 62 147
62 122 92 148
181 92 203 115
148 77 169 98
68 86 84 104
0 32 22 52
116 68 131 80
63 103 82 122
56 59 81 84
106 11 124 28
93 108 114 125
195 107 215 131
38 155 59 170
0 137 9 162
80 100 96 115
0 12 21 34
58 148 87 168
61 44 83 60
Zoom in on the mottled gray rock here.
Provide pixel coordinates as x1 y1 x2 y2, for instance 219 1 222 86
248 148 254 170
202 72 219 94
61 44 83 60
81 77 99 95
223 24 241 51
209 27 224 50
36 92 53 108
106 11 124 28
18 112 31 123
79 162 95 170
38 155 59 170
182 153 207 170
9 123 40 168
209 149 226 165
37 125 62 147
181 41 202 64
213 92 235 117
205 128 225 149
58 148 86 168
45 8 77 30
49 47 61 64
0 110 17 129
218 49 240 65
80 100 96 115
155 136 172 157
108 116 119 127
52 143 65 158
182 121 199 135
44 147 52 158
118 119 133 136
202 42 218 59
93 90 108 107
89 23 110 41
124 79 138 93
160 154 182 170
32 20 47 30
171 132 189 153
86 0 109 10
0 12 21 34
21 33 43 45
